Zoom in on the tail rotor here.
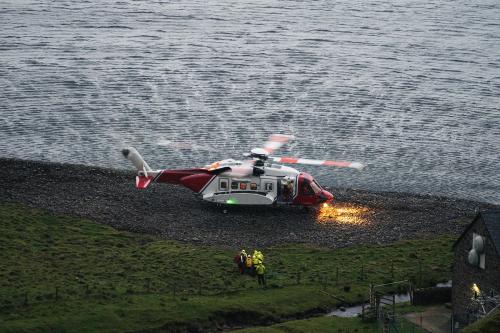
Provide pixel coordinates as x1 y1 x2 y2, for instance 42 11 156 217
122 147 152 176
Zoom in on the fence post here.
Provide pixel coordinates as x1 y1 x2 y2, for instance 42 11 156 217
336 267 339 285
198 284 202 296
296 272 301 285
409 281 413 305
85 284 90 298
418 259 422 287
392 294 395 316
146 278 151 293
55 287 59 301
391 261 394 279
369 284 373 307
361 264 364 281
383 315 389 333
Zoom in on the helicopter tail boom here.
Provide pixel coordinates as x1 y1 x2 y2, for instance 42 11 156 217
122 147 218 191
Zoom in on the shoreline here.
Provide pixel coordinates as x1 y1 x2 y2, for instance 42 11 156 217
1 158 498 249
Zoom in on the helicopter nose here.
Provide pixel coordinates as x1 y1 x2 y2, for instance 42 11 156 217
319 190 334 203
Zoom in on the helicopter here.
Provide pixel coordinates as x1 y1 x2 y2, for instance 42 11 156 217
122 135 365 207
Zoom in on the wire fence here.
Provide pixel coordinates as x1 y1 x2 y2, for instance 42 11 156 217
0 261 445 311
386 315 430 333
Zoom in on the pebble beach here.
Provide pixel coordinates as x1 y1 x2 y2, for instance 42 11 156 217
1 158 497 249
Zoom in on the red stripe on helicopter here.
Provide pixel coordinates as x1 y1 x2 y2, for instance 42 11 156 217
180 173 215 193
322 161 351 167
156 169 208 184
154 169 216 193
136 176 153 189
269 134 291 142
280 157 299 164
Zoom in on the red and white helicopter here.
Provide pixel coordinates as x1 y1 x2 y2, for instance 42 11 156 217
122 135 364 207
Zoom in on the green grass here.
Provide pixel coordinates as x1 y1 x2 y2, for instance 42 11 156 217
0 286 340 332
235 316 378 333
0 203 456 332
234 302 430 333
461 310 500 333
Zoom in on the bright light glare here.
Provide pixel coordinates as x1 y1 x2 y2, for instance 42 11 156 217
317 203 371 225
226 198 237 205
472 283 481 295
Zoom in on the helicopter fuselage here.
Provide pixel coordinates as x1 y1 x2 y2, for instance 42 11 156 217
135 160 334 206
122 135 361 207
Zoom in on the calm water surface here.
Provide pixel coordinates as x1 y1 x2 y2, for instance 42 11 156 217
1 0 499 203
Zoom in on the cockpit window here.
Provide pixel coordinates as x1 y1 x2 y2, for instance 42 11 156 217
300 181 314 196
300 179 322 196
310 180 322 194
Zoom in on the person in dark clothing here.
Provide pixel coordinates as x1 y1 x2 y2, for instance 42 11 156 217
234 250 247 274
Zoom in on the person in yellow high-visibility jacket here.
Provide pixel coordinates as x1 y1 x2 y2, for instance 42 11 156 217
253 250 264 265
257 251 264 263
255 263 266 287
257 251 264 262
245 255 254 275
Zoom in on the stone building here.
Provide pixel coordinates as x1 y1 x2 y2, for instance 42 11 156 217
452 211 500 331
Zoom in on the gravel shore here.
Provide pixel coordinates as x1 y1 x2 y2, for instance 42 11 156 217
1 158 497 249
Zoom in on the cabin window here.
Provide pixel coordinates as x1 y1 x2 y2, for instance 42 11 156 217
250 183 257 190
265 183 273 191
239 183 247 190
219 179 228 190
231 182 238 190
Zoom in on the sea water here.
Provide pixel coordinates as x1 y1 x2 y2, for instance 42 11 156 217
1 0 499 203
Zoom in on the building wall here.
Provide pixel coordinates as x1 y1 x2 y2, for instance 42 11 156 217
452 217 500 317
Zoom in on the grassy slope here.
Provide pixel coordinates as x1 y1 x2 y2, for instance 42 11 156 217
236 316 378 333
461 310 500 333
0 204 455 332
235 303 429 333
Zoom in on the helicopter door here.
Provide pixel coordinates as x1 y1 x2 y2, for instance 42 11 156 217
278 178 294 203
260 178 276 201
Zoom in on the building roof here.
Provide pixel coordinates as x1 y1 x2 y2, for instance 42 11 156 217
483 211 500 256
453 211 500 256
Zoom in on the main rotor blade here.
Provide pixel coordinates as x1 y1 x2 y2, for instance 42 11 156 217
269 157 365 171
262 134 294 154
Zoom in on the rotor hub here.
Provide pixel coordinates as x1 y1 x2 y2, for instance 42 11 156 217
250 148 269 160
